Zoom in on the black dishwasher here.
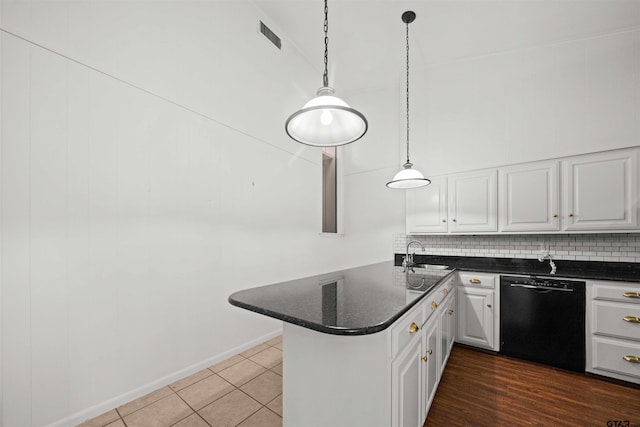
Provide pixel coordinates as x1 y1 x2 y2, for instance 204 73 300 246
500 276 585 372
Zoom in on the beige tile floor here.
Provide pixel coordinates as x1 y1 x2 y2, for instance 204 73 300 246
78 336 283 427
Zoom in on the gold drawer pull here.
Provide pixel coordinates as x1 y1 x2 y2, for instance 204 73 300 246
426 349 433 355
623 355 640 363
421 356 428 362
442 288 449 295
431 301 438 309
470 278 482 284
623 292 640 298
409 322 420 334
448 309 454 315
623 316 640 323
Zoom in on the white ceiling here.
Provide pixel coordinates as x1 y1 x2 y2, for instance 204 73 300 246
253 0 640 93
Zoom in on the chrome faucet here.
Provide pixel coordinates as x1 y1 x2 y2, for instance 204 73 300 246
403 240 426 272
538 251 557 275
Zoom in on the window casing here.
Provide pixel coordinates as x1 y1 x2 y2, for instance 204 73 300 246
322 147 337 233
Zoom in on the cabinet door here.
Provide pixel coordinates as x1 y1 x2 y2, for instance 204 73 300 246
421 318 439 418
392 338 423 427
406 177 448 233
563 148 638 230
448 170 497 232
456 287 495 349
439 296 456 369
499 161 560 231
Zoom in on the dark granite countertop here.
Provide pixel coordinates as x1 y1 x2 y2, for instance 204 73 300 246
394 254 640 282
228 261 455 336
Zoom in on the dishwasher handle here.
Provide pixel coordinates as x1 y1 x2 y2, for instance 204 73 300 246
509 283 574 292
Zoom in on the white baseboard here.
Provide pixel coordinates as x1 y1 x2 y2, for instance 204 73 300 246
47 328 283 427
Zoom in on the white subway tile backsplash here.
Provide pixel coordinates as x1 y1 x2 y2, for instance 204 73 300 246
395 233 640 263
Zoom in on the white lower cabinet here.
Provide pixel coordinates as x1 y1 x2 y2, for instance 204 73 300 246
391 276 456 427
422 319 439 419
392 338 424 427
282 275 457 427
455 272 500 351
586 280 640 385
439 294 456 368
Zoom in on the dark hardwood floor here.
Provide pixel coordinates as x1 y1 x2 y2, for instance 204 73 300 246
425 345 640 427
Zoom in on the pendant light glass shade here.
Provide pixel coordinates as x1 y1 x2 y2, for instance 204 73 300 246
387 11 430 189
286 87 368 147
285 0 367 147
387 162 431 189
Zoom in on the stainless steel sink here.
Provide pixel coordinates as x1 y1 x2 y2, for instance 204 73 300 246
413 264 449 270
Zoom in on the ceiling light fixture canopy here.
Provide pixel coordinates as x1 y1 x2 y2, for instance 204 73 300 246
285 0 368 147
387 11 430 189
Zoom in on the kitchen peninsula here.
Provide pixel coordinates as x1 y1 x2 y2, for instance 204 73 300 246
229 261 457 427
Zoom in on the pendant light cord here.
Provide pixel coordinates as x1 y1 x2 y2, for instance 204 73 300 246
323 0 329 88
405 19 411 164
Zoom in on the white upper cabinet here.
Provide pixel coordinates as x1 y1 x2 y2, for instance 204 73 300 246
563 148 638 231
448 170 498 233
406 177 448 234
498 160 560 232
404 147 639 234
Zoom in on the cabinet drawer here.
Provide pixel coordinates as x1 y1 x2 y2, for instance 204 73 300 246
442 277 456 295
424 287 447 324
592 301 640 341
458 272 495 288
592 282 640 304
391 305 425 358
591 336 640 380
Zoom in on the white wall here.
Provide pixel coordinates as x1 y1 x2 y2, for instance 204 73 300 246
342 84 406 267
0 1 405 426
408 25 640 176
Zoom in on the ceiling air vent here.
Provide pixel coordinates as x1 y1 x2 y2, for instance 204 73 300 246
259 21 281 50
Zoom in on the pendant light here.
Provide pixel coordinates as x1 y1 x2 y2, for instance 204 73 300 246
285 0 368 147
387 11 430 189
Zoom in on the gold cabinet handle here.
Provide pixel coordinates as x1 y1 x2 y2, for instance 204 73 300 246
421 356 428 362
442 288 449 295
448 309 454 315
553 214 558 218
452 219 457 222
623 316 640 323
623 355 640 363
470 278 482 284
487 304 492 308
427 349 433 355
409 322 420 334
442 219 446 223
569 213 574 217
451 280 457 285
623 292 640 298
431 301 438 309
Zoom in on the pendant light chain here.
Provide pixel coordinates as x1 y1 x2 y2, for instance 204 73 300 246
405 20 411 164
386 11 429 189
323 0 329 88
284 0 368 146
